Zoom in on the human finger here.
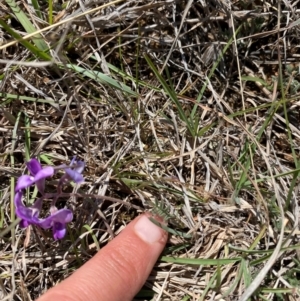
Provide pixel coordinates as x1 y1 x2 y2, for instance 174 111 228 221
37 213 167 301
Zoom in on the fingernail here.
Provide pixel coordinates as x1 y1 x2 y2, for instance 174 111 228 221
134 215 164 244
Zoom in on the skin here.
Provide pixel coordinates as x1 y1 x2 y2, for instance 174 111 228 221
37 214 168 301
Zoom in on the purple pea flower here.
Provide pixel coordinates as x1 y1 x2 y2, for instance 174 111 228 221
16 159 54 194
14 190 73 240
58 157 85 187
14 157 83 240
38 207 73 240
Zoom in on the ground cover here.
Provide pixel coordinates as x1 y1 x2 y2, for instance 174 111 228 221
1 0 300 300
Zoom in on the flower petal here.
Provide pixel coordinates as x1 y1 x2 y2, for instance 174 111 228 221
57 159 85 187
14 190 23 208
31 197 43 215
20 219 30 228
51 209 73 224
37 217 52 229
15 175 35 191
34 166 54 181
35 179 45 194
65 168 84 183
52 222 67 240
38 209 73 229
26 158 42 176
14 191 41 225
34 166 54 193
74 161 85 174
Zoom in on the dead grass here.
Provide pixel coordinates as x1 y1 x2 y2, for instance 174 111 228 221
1 0 300 300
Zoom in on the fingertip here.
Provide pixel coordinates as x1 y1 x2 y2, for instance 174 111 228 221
134 214 167 245
37 213 168 301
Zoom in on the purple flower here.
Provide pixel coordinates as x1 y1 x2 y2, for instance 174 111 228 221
14 157 80 240
14 191 73 240
59 157 85 186
38 207 73 240
14 190 42 227
15 159 54 194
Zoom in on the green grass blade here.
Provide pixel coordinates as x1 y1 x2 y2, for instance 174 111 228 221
161 256 241 265
149 218 192 239
24 113 31 161
199 271 217 301
241 76 271 88
233 139 251 197
39 154 54 165
30 0 42 19
82 225 100 251
0 218 21 238
107 62 160 92
0 202 4 228
48 0 53 24
190 25 242 121
144 54 195 136
279 62 300 210
222 263 244 297
5 0 48 51
241 259 252 289
0 92 62 106
65 64 138 96
0 20 51 60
